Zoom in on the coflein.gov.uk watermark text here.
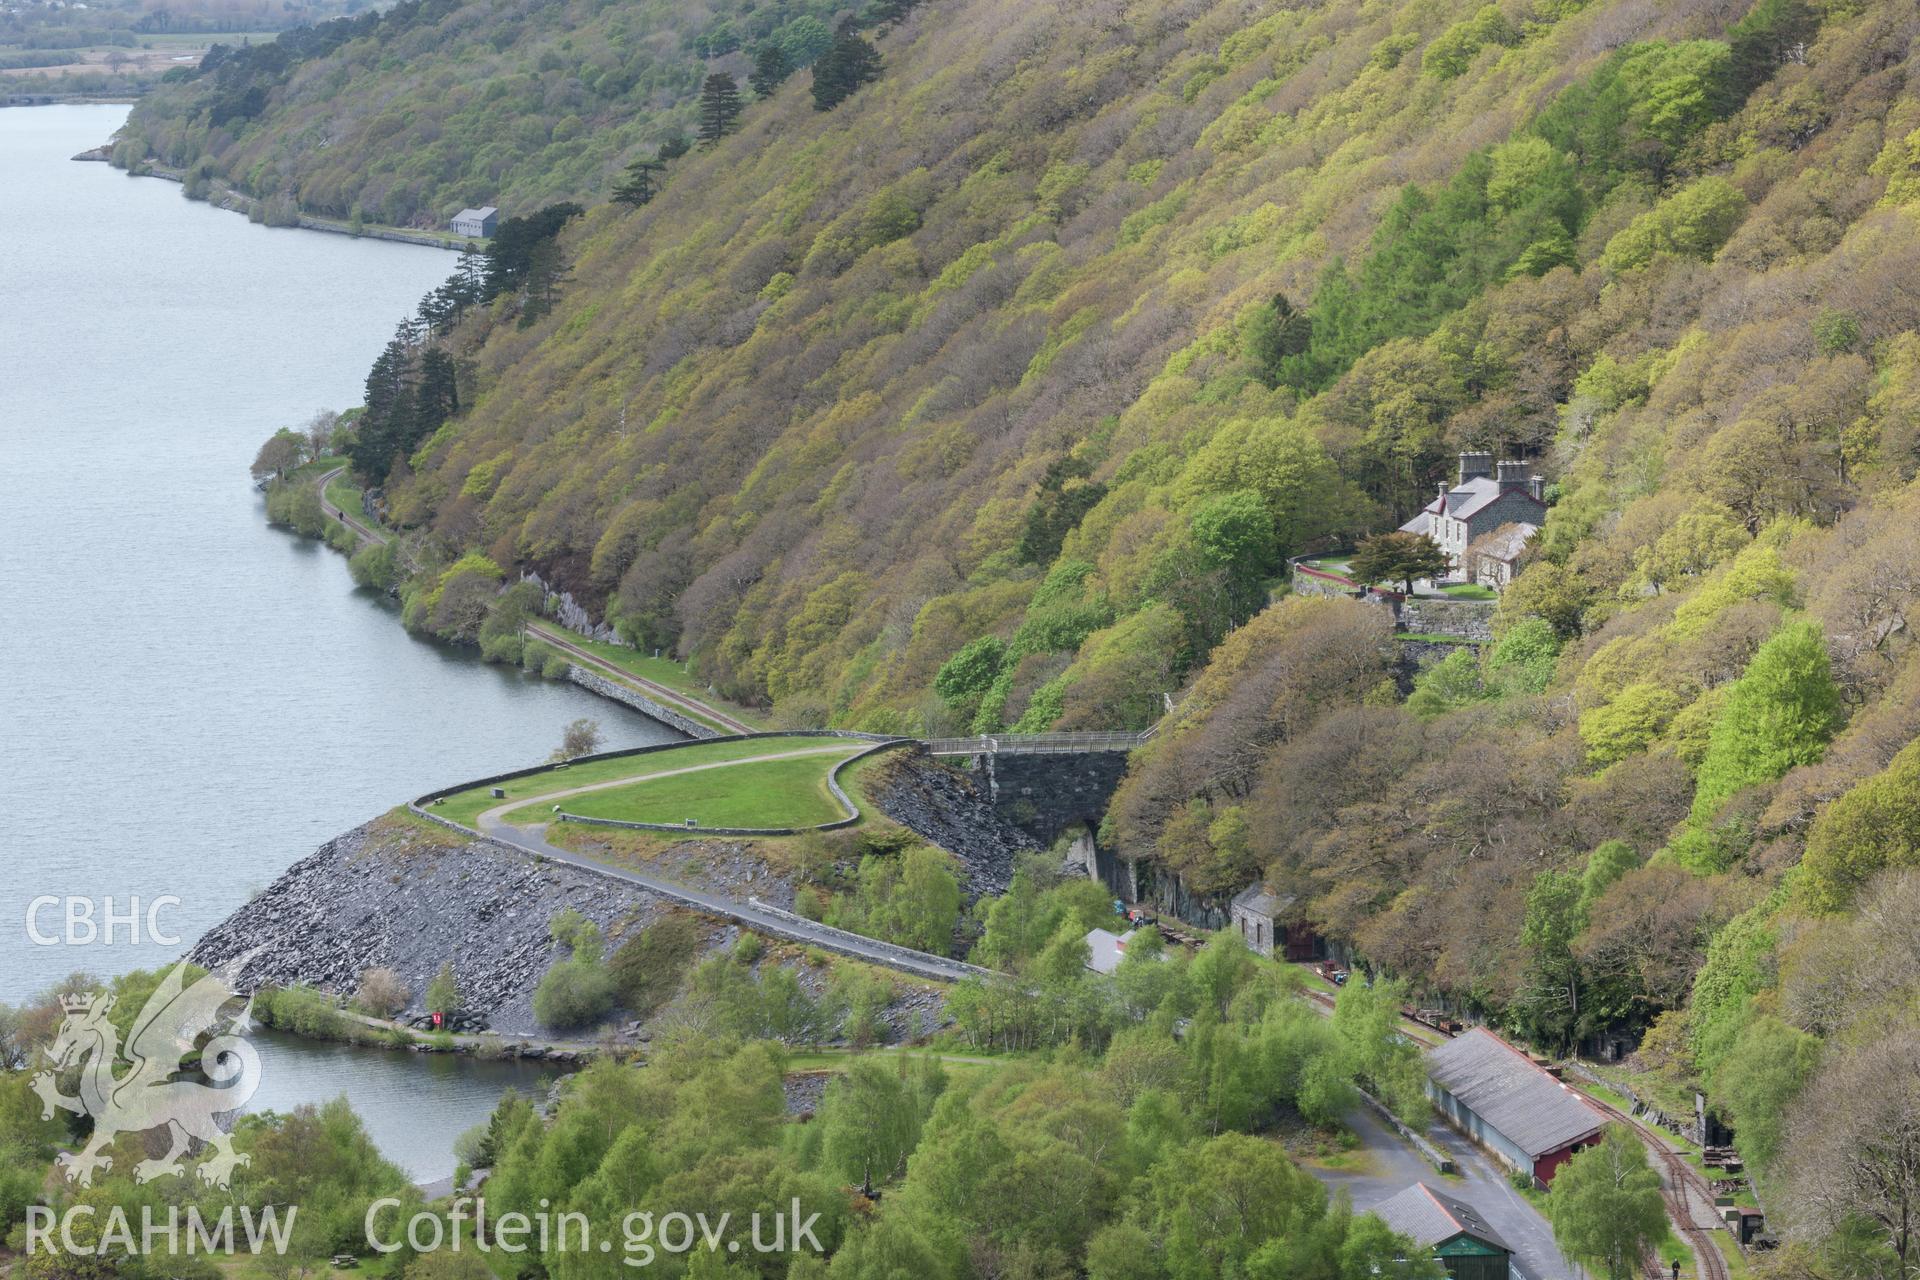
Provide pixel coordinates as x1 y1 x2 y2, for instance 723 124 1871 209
26 1200 825 1269
367 1197 826 1268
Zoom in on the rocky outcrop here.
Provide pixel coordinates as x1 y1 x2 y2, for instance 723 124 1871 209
188 818 663 1036
868 752 1037 897
520 571 620 643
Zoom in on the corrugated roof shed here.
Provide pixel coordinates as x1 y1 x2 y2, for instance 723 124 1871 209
1373 1182 1513 1254
1426 1028 1607 1159
1085 928 1134 975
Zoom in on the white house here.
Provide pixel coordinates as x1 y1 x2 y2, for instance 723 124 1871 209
1399 453 1546 575
451 205 499 237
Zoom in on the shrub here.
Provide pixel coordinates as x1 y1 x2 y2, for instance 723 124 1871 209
348 540 402 592
425 962 462 1016
532 960 616 1030
353 967 410 1018
257 985 347 1039
608 914 703 1017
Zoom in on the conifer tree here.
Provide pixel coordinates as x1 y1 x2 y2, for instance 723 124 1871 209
749 44 793 99
612 156 664 207
811 21 880 111
698 72 742 145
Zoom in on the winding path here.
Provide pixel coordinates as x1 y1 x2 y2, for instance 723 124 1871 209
311 464 751 734
472 744 861 829
521 621 757 735
467 816 989 984
312 465 987 981
451 745 993 981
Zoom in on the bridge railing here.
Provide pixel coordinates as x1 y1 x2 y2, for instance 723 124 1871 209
922 730 1155 756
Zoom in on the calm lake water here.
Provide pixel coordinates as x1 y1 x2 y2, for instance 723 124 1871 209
0 105 673 1176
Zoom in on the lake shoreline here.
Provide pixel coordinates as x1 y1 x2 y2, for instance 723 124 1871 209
85 141 471 251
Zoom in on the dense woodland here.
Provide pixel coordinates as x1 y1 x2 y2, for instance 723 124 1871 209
1 935 1463 1280
222 0 1920 1272
109 0 867 225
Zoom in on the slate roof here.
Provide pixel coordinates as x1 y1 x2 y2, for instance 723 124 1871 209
1373 1182 1513 1254
1425 1028 1607 1158
454 205 498 221
1474 522 1538 562
1231 884 1291 917
1398 477 1546 535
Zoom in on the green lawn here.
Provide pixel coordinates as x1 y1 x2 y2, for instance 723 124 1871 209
1435 583 1498 600
530 750 863 829
533 624 770 730
428 736 857 828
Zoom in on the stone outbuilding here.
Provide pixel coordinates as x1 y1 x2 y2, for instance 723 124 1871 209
1425 1027 1607 1188
1466 521 1538 591
1400 454 1546 572
1371 1182 1515 1280
1229 885 1324 961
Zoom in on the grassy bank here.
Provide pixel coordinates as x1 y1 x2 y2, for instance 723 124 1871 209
429 736 865 829
536 750 865 829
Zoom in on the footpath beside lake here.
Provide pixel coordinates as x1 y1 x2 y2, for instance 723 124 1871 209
0 104 675 1177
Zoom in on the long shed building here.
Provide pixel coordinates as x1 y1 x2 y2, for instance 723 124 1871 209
1425 1027 1606 1187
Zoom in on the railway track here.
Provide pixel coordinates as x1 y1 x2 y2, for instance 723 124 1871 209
1580 1094 1729 1280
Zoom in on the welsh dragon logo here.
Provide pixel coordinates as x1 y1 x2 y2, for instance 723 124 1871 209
32 959 262 1188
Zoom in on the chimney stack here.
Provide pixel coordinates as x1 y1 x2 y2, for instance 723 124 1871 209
1458 452 1494 485
1495 459 1529 490
1528 474 1545 502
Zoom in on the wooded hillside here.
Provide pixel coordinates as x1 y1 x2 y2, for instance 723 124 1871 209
287 0 1920 1267
112 0 854 224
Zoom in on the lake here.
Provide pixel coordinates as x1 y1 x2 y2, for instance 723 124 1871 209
0 105 676 1176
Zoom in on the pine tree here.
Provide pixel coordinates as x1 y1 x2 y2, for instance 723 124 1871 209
811 22 880 111
350 335 419 485
697 72 743 145
612 157 665 207
870 0 916 24
415 347 459 433
748 44 793 99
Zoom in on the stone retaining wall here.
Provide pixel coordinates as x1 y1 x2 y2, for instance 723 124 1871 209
564 666 720 739
1395 598 1497 643
1289 556 1362 599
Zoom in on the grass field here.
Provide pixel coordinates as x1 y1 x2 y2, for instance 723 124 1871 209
542 752 859 829
531 624 771 730
428 736 864 828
